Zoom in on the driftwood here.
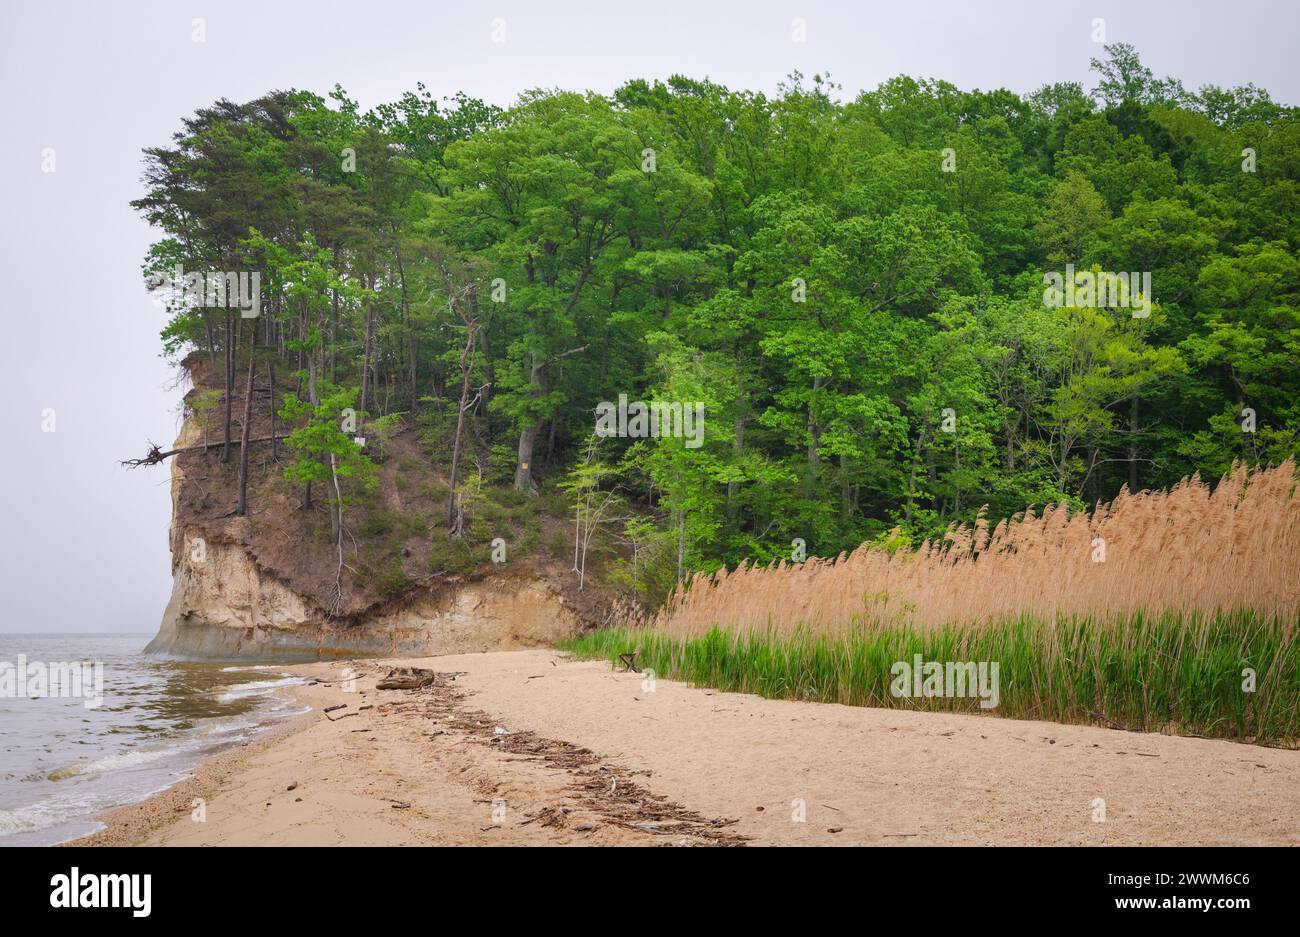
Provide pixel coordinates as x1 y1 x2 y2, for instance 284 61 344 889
121 434 290 468
376 667 437 690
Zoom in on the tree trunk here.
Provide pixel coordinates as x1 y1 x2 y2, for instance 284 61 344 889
329 247 339 383
839 454 852 521
220 311 233 462
221 310 233 463
306 302 318 407
394 244 417 411
295 297 306 398
544 418 557 466
359 279 375 415
1128 396 1140 492
237 322 256 515
953 441 961 516
513 357 547 492
514 420 542 491
905 428 926 525
204 312 216 367
446 320 477 530
803 375 824 498
328 452 344 615
727 382 746 520
268 358 277 461
675 479 686 586
476 325 494 412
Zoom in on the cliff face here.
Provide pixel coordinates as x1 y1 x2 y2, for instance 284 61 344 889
144 369 587 661
143 525 585 657
145 532 580 659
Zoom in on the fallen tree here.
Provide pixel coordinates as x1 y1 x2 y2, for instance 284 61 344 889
121 434 290 468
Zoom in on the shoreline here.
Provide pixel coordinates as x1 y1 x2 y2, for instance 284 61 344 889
68 650 1300 847
62 705 318 848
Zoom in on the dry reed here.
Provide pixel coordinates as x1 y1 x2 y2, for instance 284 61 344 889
642 461 1300 638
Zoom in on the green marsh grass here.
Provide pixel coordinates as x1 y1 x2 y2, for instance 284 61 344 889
560 610 1299 746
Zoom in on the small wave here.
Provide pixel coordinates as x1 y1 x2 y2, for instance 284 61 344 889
46 747 173 781
213 676 305 703
219 664 281 672
0 806 41 836
194 715 259 737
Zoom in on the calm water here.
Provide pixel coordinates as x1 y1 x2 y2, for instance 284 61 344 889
0 634 308 846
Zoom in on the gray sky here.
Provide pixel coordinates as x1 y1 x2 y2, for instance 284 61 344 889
1 0 1296 634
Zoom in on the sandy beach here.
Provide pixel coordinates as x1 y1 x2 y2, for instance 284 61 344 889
70 650 1300 847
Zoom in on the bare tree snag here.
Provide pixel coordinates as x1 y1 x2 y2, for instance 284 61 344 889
121 434 289 468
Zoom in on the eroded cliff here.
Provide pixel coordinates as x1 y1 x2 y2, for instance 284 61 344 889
144 359 604 660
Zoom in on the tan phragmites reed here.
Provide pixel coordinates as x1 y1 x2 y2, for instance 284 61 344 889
643 461 1300 638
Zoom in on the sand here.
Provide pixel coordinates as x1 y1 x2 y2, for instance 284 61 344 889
71 650 1300 846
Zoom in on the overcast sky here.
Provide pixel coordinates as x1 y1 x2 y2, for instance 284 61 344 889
1 0 1296 635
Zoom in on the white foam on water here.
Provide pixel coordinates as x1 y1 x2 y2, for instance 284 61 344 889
46 747 173 781
196 718 257 736
0 805 45 837
213 676 305 703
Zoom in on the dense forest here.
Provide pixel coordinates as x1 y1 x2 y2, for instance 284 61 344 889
134 44 1300 609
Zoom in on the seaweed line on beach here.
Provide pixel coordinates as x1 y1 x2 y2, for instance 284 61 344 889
374 667 748 846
